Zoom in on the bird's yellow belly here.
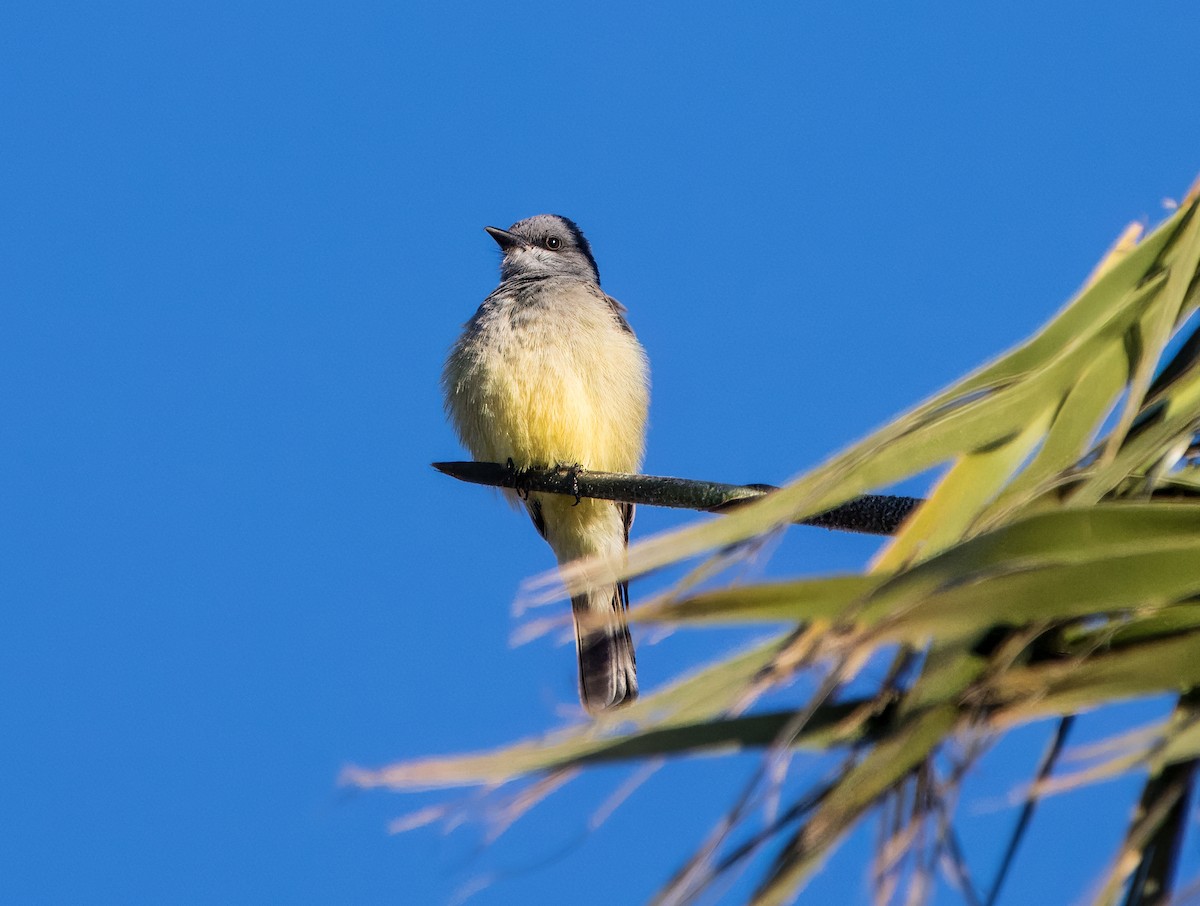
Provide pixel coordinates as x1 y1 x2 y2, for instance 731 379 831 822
478 360 629 471
444 287 649 477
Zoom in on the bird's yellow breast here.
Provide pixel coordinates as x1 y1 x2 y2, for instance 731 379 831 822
443 282 650 474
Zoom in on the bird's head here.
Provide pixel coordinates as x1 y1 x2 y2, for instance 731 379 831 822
486 214 601 284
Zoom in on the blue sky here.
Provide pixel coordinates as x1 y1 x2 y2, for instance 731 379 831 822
5 3 1200 904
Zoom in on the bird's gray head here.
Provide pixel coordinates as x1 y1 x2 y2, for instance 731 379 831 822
485 214 601 285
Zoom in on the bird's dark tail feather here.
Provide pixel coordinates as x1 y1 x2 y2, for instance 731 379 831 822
572 580 637 713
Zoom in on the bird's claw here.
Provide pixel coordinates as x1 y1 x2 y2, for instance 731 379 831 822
555 463 583 505
505 457 531 501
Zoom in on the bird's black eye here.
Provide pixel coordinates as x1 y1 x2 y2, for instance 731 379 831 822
545 236 562 250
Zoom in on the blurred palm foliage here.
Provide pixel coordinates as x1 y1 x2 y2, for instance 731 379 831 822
349 178 1200 904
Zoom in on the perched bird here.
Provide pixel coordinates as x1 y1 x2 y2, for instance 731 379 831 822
442 214 651 713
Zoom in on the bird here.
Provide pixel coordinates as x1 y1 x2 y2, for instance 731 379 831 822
442 214 651 713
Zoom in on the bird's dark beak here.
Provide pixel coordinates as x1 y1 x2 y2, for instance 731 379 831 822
485 226 526 251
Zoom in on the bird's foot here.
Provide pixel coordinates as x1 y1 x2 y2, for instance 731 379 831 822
554 462 583 506
506 457 531 501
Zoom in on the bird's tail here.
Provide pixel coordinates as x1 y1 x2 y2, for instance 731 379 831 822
572 580 637 713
